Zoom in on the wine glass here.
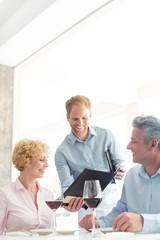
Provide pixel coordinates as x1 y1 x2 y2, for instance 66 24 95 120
83 180 102 237
46 195 63 234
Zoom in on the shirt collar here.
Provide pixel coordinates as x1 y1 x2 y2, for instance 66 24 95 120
140 165 160 179
15 178 25 190
69 126 97 145
15 177 42 191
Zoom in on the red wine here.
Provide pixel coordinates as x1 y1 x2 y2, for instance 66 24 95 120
84 198 102 209
46 200 63 210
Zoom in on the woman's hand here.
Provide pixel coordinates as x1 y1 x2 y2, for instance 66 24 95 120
62 197 83 212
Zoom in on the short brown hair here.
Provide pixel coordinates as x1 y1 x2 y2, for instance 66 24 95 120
12 139 50 171
65 95 92 114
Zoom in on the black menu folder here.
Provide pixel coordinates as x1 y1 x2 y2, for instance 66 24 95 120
63 168 115 199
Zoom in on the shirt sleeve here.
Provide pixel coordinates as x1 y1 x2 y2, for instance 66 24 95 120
98 184 128 228
54 150 74 192
0 189 8 234
141 214 160 233
106 129 124 165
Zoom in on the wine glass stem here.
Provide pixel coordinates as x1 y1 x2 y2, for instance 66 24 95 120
92 208 96 236
53 210 57 232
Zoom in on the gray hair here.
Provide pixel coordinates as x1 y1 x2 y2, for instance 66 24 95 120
132 115 160 147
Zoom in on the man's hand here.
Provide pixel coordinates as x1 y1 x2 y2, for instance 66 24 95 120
113 212 143 232
79 214 100 231
114 164 126 180
62 197 83 212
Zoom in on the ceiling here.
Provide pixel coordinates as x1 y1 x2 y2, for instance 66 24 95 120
0 0 115 66
0 0 160 107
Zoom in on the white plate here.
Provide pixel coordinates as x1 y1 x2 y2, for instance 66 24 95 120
30 229 53 235
106 232 135 237
99 227 114 233
6 231 30 236
57 229 79 235
89 227 113 233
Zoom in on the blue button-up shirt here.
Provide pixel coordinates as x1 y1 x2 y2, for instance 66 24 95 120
54 126 124 192
99 164 160 233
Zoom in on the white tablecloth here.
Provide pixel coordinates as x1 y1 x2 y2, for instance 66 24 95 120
1 230 160 240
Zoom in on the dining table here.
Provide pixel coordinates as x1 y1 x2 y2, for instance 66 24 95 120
1 229 160 240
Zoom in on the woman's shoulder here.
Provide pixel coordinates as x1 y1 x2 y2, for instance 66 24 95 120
0 181 17 194
0 182 14 200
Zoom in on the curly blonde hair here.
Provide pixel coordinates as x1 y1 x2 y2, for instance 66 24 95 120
12 139 50 171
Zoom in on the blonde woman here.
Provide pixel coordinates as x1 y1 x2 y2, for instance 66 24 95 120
0 139 54 234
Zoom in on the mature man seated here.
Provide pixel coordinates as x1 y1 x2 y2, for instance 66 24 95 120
80 115 160 233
